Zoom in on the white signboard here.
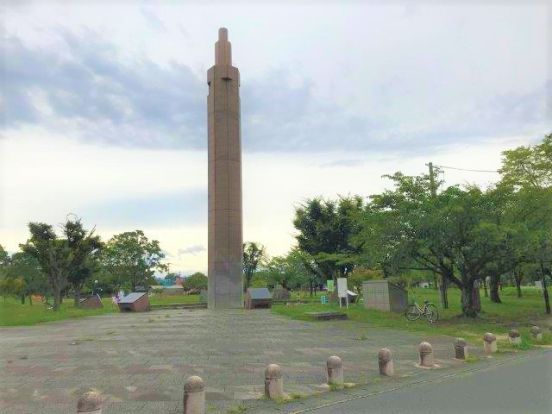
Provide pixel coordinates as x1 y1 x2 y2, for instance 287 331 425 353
337 278 349 308
337 278 348 298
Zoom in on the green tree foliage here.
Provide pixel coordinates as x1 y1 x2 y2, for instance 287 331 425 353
64 218 102 306
101 230 167 291
164 272 179 285
348 267 382 295
19 219 100 310
183 272 208 291
4 252 48 304
20 223 74 311
293 196 364 282
243 242 266 290
499 133 552 313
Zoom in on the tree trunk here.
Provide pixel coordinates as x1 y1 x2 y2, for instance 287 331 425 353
53 288 62 311
460 279 478 317
74 290 81 307
483 278 488 297
440 274 449 309
20 295 25 305
489 276 501 304
541 264 551 314
29 295 33 306
515 277 522 298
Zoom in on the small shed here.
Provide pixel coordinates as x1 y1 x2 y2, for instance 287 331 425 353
362 280 408 312
118 292 150 312
79 294 103 309
244 288 272 309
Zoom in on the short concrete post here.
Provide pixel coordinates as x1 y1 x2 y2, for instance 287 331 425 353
454 338 468 360
77 391 103 413
483 332 497 354
530 326 543 341
378 348 394 376
264 364 284 400
508 329 521 346
183 376 205 414
418 341 434 367
326 355 344 388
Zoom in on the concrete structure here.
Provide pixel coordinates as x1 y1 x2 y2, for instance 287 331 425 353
483 332 497 354
77 391 103 413
264 364 285 400
183 376 205 414
207 28 243 309
79 295 103 309
418 341 434 367
326 356 344 388
362 280 408 312
378 348 394 376
244 287 272 309
454 338 468 360
530 325 543 341
508 329 521 346
118 292 150 312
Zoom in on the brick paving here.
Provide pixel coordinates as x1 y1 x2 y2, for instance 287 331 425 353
1 308 487 413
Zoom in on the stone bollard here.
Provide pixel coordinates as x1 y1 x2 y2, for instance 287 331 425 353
454 338 468 360
418 342 434 367
508 329 521 346
326 356 344 388
378 348 394 376
77 391 103 414
264 364 284 400
183 376 205 414
483 332 497 354
530 326 543 341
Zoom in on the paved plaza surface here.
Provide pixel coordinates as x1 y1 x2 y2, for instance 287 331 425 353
0 308 532 413
296 350 552 414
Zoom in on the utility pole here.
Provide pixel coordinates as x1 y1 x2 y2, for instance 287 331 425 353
427 161 448 309
428 162 437 198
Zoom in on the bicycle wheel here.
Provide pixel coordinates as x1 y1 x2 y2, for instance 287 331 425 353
426 304 439 323
405 304 421 321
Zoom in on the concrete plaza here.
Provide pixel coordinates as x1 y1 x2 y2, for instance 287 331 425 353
2 308 492 413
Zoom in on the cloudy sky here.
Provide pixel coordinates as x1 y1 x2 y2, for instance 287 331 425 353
1 1 551 274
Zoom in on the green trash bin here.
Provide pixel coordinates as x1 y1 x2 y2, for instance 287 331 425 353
321 295 328 305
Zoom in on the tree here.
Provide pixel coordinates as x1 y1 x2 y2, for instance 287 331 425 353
183 272 208 291
101 230 167 291
294 196 364 283
348 267 382 295
499 133 552 313
243 242 266 291
500 133 551 190
363 172 516 317
20 223 74 310
4 252 48 304
64 218 102 306
164 272 179 285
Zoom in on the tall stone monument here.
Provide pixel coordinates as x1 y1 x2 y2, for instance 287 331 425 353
207 28 243 309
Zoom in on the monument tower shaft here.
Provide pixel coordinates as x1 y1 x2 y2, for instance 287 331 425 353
207 28 243 309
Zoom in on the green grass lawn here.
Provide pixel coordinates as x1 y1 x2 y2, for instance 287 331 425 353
0 293 203 326
0 297 116 327
148 293 201 305
273 287 552 347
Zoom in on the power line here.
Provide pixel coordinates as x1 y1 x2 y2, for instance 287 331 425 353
435 164 499 173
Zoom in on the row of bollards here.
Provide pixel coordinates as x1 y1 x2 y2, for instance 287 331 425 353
77 326 544 413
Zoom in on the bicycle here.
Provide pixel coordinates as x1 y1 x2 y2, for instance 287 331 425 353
405 300 439 323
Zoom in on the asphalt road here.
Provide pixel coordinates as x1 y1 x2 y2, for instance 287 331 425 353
310 350 552 414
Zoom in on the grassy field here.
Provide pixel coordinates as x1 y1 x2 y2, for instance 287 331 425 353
0 293 203 326
148 293 201 305
0 297 116 327
273 287 552 347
